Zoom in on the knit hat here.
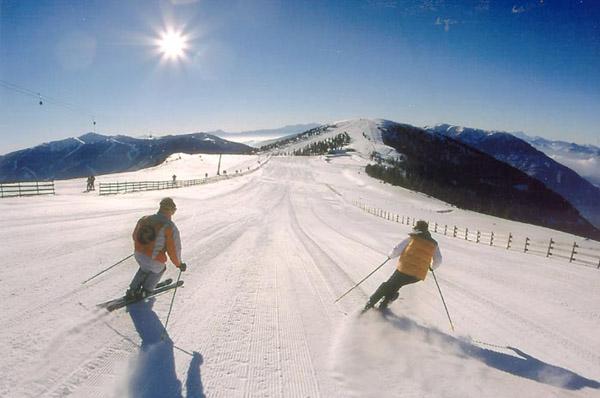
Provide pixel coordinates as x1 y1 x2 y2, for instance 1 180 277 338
159 197 177 211
413 220 429 233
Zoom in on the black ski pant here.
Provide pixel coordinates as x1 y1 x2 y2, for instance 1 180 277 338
367 270 420 307
129 266 166 292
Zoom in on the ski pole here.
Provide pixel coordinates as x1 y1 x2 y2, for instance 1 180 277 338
334 257 390 303
430 268 454 331
81 253 134 284
161 268 183 340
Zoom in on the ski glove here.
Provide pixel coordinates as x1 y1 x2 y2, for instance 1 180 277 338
178 263 187 272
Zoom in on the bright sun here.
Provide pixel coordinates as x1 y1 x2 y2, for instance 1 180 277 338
157 30 187 60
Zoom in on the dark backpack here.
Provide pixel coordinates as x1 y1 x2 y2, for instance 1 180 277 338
136 217 158 244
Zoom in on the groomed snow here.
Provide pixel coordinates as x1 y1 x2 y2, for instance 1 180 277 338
1 154 599 397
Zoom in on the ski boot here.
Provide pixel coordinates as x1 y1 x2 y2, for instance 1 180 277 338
125 288 138 300
125 287 150 300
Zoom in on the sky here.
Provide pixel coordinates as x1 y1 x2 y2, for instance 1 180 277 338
1 0 599 154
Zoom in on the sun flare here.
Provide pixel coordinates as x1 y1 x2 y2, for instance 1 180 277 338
157 29 187 61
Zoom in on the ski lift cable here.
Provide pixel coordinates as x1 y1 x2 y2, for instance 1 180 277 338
0 79 98 124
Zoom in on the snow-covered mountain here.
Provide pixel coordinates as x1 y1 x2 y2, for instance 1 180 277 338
263 119 600 239
426 124 600 229
513 132 600 188
259 118 400 158
209 123 321 147
0 132 253 182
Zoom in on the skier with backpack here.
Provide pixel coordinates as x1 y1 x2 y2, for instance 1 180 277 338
362 220 442 313
126 197 187 300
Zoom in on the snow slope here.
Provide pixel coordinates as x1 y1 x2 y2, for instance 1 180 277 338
1 154 599 397
265 118 401 160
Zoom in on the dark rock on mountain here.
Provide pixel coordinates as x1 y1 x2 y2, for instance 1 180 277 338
373 123 600 240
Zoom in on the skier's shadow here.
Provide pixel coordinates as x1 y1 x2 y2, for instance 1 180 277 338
383 312 600 391
128 299 205 398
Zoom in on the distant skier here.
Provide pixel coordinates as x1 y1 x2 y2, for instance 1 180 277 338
86 176 95 192
89 175 95 190
362 220 442 313
172 174 177 184
126 197 187 299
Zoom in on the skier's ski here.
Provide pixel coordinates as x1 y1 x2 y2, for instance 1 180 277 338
103 280 183 312
154 278 173 289
98 279 182 312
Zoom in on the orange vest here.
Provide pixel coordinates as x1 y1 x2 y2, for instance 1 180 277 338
132 215 180 266
398 236 437 280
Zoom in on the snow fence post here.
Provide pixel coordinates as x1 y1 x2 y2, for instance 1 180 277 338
476 231 480 243
524 237 530 253
507 233 512 249
453 226 457 238
490 231 494 246
546 238 554 258
465 228 469 240
569 242 578 263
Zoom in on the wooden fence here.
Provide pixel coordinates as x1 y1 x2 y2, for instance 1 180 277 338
353 200 600 269
99 179 208 195
0 181 55 198
99 156 270 196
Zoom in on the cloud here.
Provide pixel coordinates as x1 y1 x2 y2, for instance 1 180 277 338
476 0 490 12
367 0 398 8
435 16 457 32
420 0 443 12
512 4 526 13
512 1 545 14
169 0 200 4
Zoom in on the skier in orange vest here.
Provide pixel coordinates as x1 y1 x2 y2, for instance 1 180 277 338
363 220 442 313
126 197 186 299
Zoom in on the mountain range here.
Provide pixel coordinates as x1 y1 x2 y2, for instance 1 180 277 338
425 124 600 229
2 118 599 238
0 132 253 182
514 132 600 188
259 118 600 239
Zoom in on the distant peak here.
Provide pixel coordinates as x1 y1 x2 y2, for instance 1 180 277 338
79 132 108 143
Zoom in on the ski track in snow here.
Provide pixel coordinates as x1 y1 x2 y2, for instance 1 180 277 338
1 156 599 397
